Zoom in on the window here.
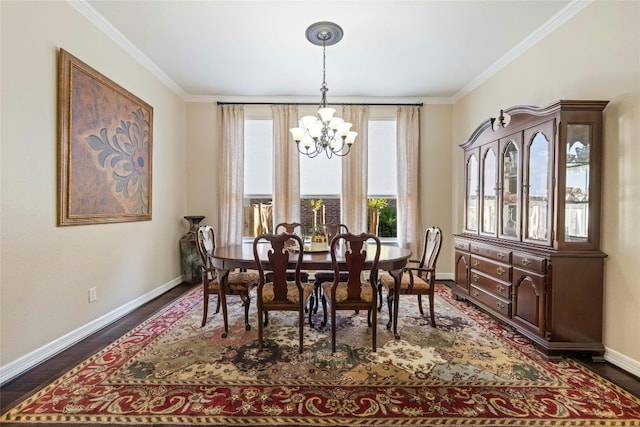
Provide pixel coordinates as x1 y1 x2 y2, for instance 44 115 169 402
299 140 342 233
368 119 397 238
243 119 273 238
243 112 399 239
244 119 273 197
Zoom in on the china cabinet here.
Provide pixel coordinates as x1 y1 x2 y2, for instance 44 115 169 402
453 100 608 360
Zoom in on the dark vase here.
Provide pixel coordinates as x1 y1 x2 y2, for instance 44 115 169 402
179 215 205 285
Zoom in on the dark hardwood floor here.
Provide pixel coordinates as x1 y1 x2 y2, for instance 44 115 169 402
2 281 639 415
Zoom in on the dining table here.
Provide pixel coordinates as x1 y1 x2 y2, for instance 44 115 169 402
210 242 412 340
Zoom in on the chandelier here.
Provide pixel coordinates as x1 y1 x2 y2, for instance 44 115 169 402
290 22 357 158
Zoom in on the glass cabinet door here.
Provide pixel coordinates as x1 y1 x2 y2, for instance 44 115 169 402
524 122 553 245
481 146 497 235
500 138 521 239
465 152 479 233
565 124 591 243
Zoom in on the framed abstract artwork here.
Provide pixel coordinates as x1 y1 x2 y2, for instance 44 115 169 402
57 48 153 226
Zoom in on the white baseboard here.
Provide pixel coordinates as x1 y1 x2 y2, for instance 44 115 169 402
0 276 184 386
605 346 640 378
437 272 454 281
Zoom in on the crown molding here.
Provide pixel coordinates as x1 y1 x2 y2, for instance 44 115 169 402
67 0 188 99
452 0 592 103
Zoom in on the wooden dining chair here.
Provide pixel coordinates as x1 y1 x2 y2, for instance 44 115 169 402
253 232 315 353
196 226 259 330
312 223 349 313
274 222 304 239
321 232 381 352
378 226 442 328
272 221 310 292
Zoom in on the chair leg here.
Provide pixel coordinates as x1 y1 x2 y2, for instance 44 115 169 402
313 281 321 313
201 291 209 327
242 292 251 331
372 304 377 352
321 294 328 328
385 289 393 330
429 294 436 327
214 294 221 314
264 311 269 327
257 307 264 352
299 306 304 354
308 296 314 328
377 282 383 312
331 305 337 353
417 294 424 316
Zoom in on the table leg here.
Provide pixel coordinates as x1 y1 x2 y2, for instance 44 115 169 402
216 268 230 338
388 268 403 339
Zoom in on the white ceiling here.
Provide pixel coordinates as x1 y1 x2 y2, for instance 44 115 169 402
80 0 584 102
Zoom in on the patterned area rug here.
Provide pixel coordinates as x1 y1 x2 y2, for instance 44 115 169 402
2 284 639 426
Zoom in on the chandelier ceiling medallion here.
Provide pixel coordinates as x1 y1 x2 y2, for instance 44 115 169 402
290 21 357 158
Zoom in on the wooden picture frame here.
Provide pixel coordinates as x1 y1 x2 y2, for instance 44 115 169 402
57 48 153 226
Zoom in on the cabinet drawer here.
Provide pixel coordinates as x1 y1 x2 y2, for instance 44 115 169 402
470 255 511 281
470 271 512 299
470 285 512 317
512 252 547 273
469 243 511 263
454 239 470 251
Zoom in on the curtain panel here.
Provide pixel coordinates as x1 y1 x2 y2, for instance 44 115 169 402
219 105 245 245
341 105 369 234
272 105 301 227
396 106 421 257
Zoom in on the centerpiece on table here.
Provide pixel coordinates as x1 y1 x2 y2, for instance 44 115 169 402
309 199 328 251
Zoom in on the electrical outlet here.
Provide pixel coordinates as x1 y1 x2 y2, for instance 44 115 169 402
88 287 97 303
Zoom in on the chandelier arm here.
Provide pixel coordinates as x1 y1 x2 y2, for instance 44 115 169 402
297 143 321 158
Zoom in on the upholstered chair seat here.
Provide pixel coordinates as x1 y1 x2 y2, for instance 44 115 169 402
322 281 373 303
379 272 430 291
261 281 314 305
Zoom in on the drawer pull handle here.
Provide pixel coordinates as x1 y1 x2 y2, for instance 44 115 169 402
473 260 480 267
496 266 506 276
496 301 505 310
496 284 505 293
497 252 505 259
471 289 479 297
472 274 480 282
472 246 480 252
522 258 532 266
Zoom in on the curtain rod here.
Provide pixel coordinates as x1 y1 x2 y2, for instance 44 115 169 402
216 101 423 107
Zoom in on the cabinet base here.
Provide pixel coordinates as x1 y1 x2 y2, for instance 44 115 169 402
451 289 605 362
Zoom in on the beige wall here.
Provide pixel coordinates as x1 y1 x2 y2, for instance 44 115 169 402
1 1 188 368
451 1 640 366
186 103 220 227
